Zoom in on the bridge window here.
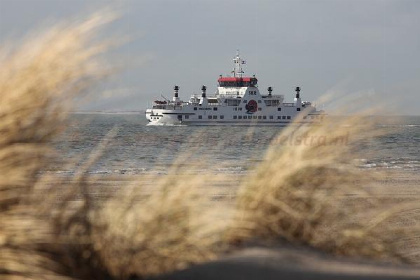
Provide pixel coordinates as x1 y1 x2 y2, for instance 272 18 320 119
297 108 301 111
213 116 217 119
233 116 237 119
198 115 202 119
194 107 197 110
287 116 291 119
270 116 273 119
263 116 267 119
243 100 247 103
282 116 286 119
258 108 262 111
238 116 242 119
185 115 189 119
208 115 212 119
220 115 224 119
278 108 281 111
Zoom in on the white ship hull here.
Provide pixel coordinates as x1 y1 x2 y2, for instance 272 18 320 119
146 104 324 126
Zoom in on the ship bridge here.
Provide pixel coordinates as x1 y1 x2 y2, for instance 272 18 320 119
217 50 258 88
217 76 258 87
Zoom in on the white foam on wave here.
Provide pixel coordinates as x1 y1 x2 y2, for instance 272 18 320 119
360 163 377 168
42 170 75 175
358 158 420 171
146 122 186 127
88 170 112 175
215 166 247 174
378 124 420 128
113 168 148 175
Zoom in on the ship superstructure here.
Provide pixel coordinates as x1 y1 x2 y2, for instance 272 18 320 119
146 52 325 125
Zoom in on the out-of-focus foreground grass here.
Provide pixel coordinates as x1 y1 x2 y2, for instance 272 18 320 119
1 12 420 280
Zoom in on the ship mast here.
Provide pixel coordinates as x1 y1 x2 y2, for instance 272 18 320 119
232 50 245 78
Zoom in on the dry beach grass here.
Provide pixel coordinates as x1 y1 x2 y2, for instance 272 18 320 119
227 115 409 260
0 13 113 280
1 11 420 280
0 13 224 279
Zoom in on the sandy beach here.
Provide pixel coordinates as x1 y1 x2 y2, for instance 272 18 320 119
37 170 420 279
152 170 420 279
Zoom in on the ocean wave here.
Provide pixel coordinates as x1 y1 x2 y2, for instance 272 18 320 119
146 122 186 127
378 124 420 128
358 159 419 170
215 166 247 174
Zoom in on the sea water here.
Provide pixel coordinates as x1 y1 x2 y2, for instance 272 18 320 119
53 114 420 176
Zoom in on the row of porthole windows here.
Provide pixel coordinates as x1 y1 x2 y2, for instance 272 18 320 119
151 116 161 120
233 115 292 120
234 115 263 120
233 107 297 112
208 115 224 119
192 106 298 112
195 115 225 120
186 115 292 120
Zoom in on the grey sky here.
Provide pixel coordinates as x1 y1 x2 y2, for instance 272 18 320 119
0 0 419 114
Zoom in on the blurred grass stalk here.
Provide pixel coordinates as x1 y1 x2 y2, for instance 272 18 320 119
0 11 224 280
227 113 419 262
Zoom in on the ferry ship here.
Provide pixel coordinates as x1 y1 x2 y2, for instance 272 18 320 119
146 52 325 125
